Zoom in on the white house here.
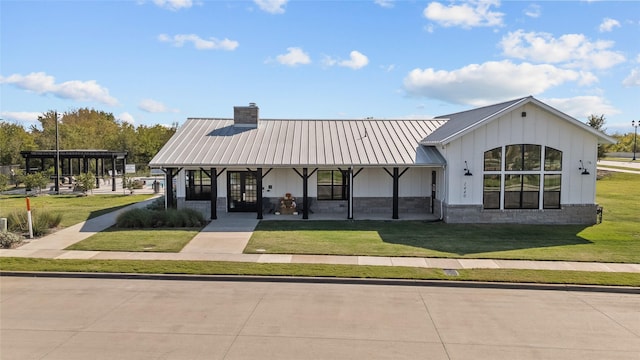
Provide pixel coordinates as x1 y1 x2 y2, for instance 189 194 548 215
149 97 615 224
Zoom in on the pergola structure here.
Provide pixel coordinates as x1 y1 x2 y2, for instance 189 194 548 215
20 149 128 192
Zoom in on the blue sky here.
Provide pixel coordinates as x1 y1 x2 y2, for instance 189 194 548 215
1 0 639 133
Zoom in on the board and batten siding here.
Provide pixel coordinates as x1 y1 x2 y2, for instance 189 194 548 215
175 167 441 200
443 103 599 206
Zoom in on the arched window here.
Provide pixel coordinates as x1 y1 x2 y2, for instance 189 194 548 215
483 145 562 210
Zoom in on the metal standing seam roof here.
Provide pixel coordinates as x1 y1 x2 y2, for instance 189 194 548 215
420 97 528 145
150 118 448 168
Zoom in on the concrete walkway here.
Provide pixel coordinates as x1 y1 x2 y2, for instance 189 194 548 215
2 199 639 273
597 160 640 174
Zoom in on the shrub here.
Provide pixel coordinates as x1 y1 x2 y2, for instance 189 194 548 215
0 231 23 248
146 197 165 211
116 208 153 228
6 209 63 237
115 207 206 228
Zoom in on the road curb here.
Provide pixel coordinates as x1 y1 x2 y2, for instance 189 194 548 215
2 271 638 294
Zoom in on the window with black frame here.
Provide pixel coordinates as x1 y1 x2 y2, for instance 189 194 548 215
482 145 562 210
185 169 212 200
317 170 348 200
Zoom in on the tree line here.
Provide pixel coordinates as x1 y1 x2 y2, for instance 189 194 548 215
1 111 636 171
0 108 176 169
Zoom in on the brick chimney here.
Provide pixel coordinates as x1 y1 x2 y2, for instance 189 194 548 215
233 103 259 128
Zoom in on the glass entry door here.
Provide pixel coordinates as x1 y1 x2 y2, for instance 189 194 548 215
227 171 258 212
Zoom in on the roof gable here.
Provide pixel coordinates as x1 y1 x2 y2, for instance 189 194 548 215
421 96 616 146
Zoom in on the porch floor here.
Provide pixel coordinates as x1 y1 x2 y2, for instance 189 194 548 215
259 211 440 221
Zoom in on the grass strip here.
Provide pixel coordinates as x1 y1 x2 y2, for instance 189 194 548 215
66 228 200 252
1 258 638 287
0 194 155 228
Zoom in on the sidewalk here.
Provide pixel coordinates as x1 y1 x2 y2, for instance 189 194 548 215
597 160 640 174
2 202 639 273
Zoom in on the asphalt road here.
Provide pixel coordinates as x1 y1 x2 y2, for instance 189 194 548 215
1 276 638 360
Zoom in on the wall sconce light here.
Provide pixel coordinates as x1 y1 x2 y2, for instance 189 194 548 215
578 160 590 175
464 161 473 176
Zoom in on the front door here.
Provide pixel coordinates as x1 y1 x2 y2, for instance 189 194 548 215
227 171 258 212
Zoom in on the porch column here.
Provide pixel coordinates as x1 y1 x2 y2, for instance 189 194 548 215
348 167 354 220
384 167 409 220
25 155 31 174
95 158 100 188
165 168 176 209
392 167 399 219
302 168 309 219
111 157 117 191
122 157 127 188
210 167 218 220
293 168 317 220
256 168 263 220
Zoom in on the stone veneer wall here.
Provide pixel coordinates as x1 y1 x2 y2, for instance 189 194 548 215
177 198 226 219
442 204 598 224
179 196 436 218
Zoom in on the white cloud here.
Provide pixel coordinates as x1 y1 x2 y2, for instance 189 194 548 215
622 68 640 87
158 34 238 51
0 72 118 106
375 0 394 8
500 30 626 70
403 60 593 106
323 51 369 70
544 96 620 120
153 0 193 11
0 111 41 124
276 47 311 66
254 0 287 14
341 51 369 69
138 99 178 113
524 4 541 18
423 0 504 28
118 112 135 124
599 17 620 32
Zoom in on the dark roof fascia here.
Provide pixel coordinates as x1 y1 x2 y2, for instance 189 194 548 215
20 150 128 159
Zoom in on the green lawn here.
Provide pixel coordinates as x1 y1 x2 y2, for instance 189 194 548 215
0 194 155 228
66 228 200 252
246 172 640 263
1 258 639 287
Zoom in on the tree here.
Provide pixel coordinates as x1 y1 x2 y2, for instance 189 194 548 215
75 172 96 195
31 111 59 151
586 114 606 131
0 121 36 166
586 114 607 159
23 172 50 194
133 124 176 166
0 174 9 192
